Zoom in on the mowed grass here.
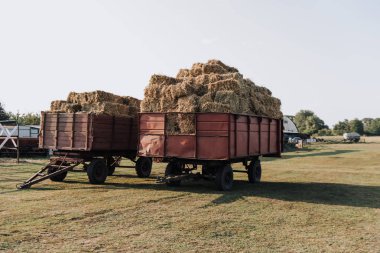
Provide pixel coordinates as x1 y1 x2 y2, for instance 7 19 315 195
0 138 379 252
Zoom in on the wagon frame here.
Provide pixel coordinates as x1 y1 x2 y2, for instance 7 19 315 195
138 112 283 190
17 112 152 189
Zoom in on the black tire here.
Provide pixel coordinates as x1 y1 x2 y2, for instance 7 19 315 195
248 160 262 184
135 157 152 178
106 157 119 176
215 164 233 191
165 161 182 186
87 159 108 184
48 163 68 182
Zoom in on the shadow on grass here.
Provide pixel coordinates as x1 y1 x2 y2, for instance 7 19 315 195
282 149 358 159
211 181 380 208
39 178 380 209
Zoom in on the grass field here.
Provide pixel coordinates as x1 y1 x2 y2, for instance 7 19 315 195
1 138 379 252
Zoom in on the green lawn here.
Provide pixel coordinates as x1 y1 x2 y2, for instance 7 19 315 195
0 138 379 252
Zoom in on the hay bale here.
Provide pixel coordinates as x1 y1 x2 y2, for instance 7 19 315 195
51 90 140 117
141 59 283 126
159 96 177 112
190 63 203 77
67 90 124 104
178 114 195 134
207 59 239 73
166 113 180 135
208 79 241 94
214 91 240 113
177 95 199 113
170 81 195 99
141 98 160 112
202 63 227 75
122 96 141 108
149 74 178 86
199 92 214 104
81 102 130 117
176 69 191 78
50 100 81 113
200 102 230 113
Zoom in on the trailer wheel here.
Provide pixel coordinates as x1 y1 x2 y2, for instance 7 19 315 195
165 161 182 186
248 160 261 184
106 157 119 176
135 157 152 178
47 162 68 182
87 159 108 184
215 164 233 191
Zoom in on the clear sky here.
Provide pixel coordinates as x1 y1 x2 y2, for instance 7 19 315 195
0 0 379 127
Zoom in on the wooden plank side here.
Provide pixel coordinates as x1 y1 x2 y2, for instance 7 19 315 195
41 113 89 151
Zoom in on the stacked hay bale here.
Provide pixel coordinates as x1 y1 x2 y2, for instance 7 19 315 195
141 60 282 133
50 90 140 117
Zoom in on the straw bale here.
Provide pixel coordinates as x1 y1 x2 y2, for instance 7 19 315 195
190 63 203 77
178 114 195 134
166 113 180 135
50 100 81 113
214 91 240 113
81 102 131 117
67 90 124 104
207 59 239 73
199 92 214 104
170 81 195 99
176 69 191 78
202 63 227 75
200 102 230 113
177 95 199 113
122 96 141 108
149 74 178 86
159 96 177 112
141 97 160 112
141 59 283 123
208 79 241 94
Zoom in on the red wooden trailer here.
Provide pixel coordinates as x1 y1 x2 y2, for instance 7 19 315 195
138 112 282 190
17 112 152 189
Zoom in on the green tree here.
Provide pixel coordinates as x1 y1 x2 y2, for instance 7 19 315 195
294 110 327 135
366 118 380 135
348 119 364 135
8 112 40 125
317 128 333 136
362 118 373 135
0 102 9 121
333 119 350 135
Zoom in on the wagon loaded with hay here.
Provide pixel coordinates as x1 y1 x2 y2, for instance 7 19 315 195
17 91 152 189
139 60 283 190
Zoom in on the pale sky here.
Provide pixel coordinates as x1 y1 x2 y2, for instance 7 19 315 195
0 0 379 127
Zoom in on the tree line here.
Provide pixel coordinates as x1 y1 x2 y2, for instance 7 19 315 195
0 102 40 125
293 110 380 136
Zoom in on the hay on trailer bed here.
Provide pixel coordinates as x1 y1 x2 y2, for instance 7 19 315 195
50 100 82 113
141 59 282 134
67 90 124 104
48 90 140 117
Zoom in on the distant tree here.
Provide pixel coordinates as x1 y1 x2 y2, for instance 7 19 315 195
0 102 9 121
8 112 40 125
333 120 350 135
362 118 374 135
317 128 333 136
294 110 327 135
348 119 364 135
365 118 380 135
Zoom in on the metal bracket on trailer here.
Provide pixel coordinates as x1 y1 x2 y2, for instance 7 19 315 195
16 155 80 190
